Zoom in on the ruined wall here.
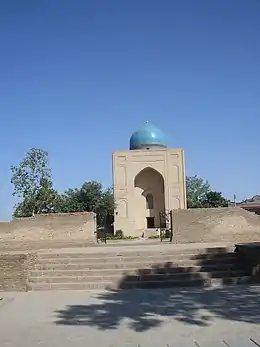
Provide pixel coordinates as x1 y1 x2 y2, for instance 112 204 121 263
0 252 37 291
171 207 260 244
0 212 96 242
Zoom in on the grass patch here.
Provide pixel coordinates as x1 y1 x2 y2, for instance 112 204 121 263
148 234 160 239
106 235 139 240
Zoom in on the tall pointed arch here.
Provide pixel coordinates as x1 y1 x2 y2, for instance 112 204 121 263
134 167 165 229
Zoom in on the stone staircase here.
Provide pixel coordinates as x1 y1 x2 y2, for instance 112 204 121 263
28 245 251 291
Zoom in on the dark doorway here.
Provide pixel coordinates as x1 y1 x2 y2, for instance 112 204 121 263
146 217 155 228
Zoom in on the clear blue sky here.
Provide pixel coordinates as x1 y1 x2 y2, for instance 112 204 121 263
0 0 259 220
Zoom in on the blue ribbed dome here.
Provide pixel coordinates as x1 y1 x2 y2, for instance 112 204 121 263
130 122 167 150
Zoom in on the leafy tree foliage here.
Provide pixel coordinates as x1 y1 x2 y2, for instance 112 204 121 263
186 175 228 208
13 186 62 217
11 148 58 216
58 181 115 227
186 175 211 208
200 191 228 208
11 148 115 224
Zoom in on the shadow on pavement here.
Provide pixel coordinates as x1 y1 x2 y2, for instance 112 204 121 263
54 248 260 331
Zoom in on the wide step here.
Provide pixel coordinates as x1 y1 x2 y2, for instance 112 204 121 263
30 262 243 277
28 276 251 291
34 254 238 266
37 246 234 259
27 245 251 291
29 269 246 284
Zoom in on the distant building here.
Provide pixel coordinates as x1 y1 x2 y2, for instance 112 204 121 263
230 195 260 215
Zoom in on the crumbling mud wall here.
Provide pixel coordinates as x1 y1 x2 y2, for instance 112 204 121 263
0 212 96 242
171 207 260 244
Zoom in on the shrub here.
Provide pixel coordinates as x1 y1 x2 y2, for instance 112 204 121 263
165 229 171 238
148 234 160 239
105 231 138 241
123 236 139 240
148 230 172 239
115 229 124 238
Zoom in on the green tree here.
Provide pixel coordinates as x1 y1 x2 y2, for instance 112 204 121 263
201 191 228 208
59 181 115 227
11 148 59 216
98 187 115 227
13 188 62 217
186 175 211 208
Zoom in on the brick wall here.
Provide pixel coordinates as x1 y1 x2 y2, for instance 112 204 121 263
0 212 96 242
171 207 260 244
0 253 37 292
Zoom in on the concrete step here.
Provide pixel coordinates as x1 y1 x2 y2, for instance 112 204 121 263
33 256 240 270
29 269 247 284
30 262 244 277
28 281 112 291
115 275 251 290
37 246 234 259
28 275 251 291
34 259 243 271
34 253 237 265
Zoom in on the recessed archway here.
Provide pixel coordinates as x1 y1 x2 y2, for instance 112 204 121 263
134 167 165 230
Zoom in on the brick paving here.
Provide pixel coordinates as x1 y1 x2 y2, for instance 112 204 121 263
1 285 260 346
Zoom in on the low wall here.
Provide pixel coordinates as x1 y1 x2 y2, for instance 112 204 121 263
0 212 96 242
0 253 37 291
235 243 260 282
171 207 260 244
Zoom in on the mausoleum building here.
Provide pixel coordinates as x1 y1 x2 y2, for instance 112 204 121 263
112 122 187 237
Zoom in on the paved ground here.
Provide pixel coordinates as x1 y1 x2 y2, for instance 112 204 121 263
37 241 235 254
0 239 236 253
2 241 235 255
1 285 260 346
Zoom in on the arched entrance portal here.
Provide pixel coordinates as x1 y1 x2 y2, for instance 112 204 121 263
134 167 165 230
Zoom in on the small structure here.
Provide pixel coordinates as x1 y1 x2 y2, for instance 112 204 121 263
112 122 187 237
237 195 260 215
